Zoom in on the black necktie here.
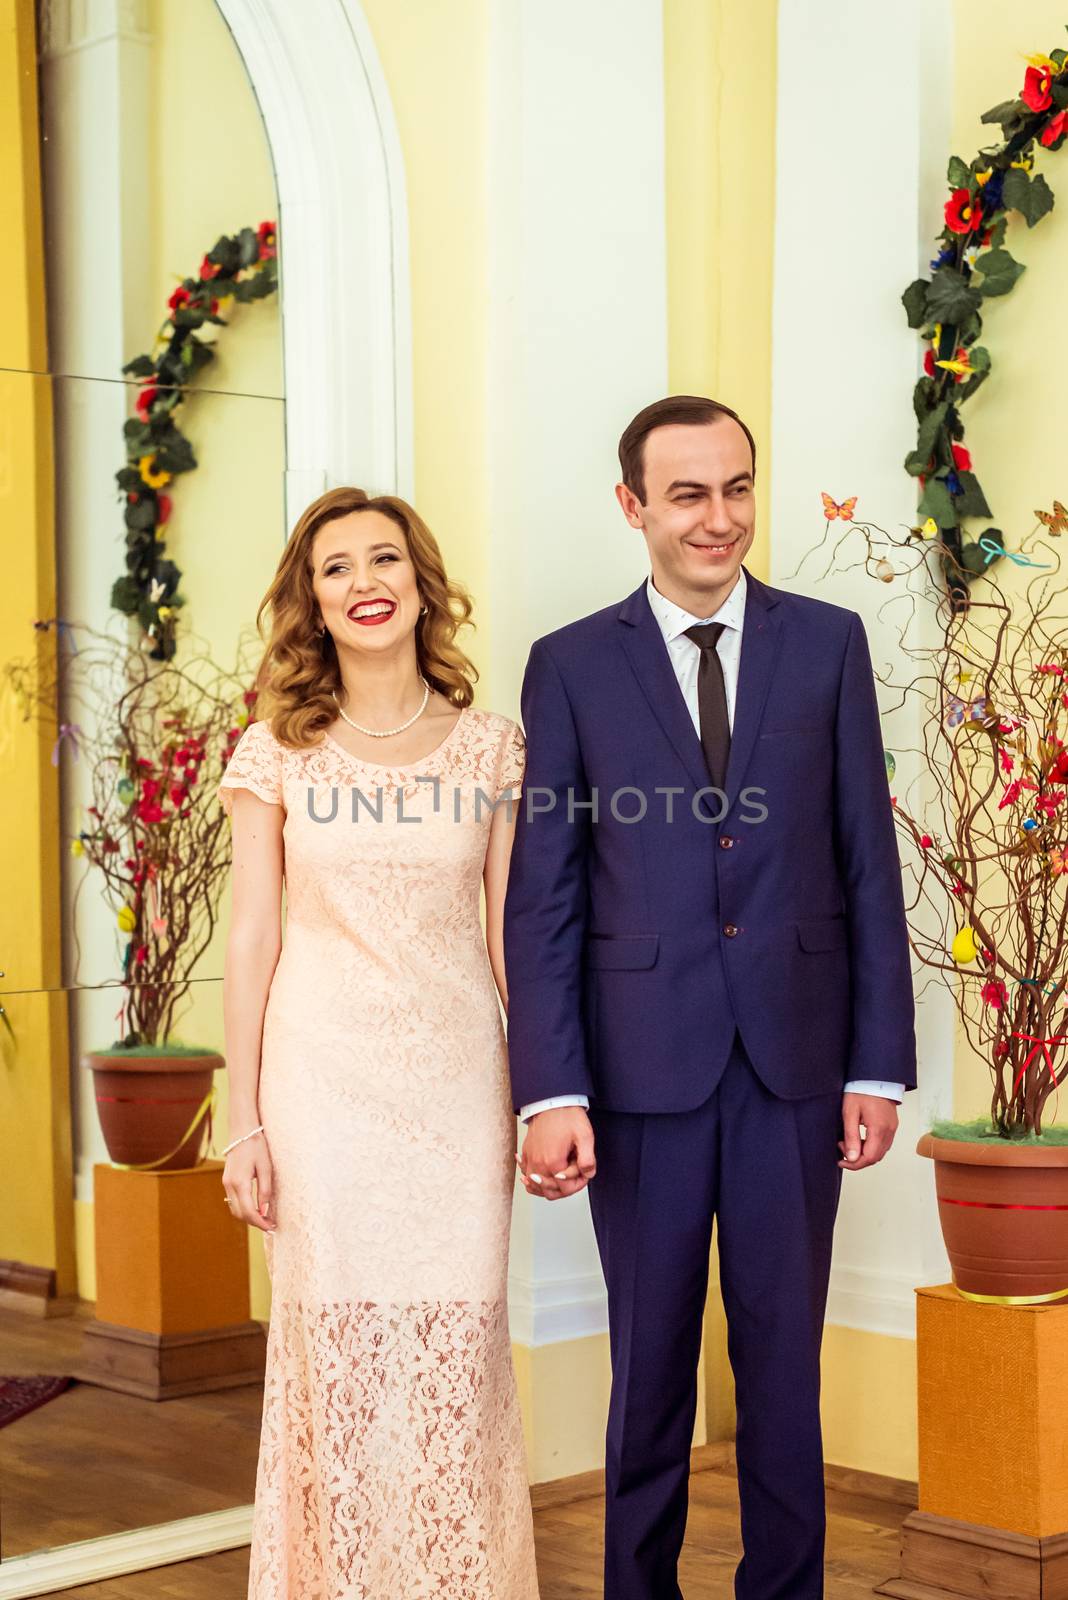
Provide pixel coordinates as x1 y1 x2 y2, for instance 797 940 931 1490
683 622 730 790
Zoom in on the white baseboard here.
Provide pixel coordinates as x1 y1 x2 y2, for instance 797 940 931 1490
825 1266 917 1340
0 1505 253 1599
508 1270 609 1346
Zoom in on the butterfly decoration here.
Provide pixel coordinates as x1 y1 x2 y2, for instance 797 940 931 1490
1035 501 1068 534
822 493 858 522
944 694 991 729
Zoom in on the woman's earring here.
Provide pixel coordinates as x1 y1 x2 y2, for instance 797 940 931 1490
419 604 429 616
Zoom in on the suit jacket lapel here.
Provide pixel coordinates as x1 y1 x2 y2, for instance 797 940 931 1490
723 570 783 799
616 568 783 802
617 581 710 798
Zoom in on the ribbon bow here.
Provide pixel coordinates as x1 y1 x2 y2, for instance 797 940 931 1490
1010 1032 1068 1094
979 537 1052 570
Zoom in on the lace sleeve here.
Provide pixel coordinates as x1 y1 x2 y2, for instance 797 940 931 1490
495 719 526 803
218 720 285 816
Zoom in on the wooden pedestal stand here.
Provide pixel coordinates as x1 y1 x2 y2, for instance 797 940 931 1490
876 1284 1068 1599
78 1161 266 1400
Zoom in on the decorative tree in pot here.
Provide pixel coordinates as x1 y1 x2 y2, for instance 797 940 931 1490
6 623 259 1170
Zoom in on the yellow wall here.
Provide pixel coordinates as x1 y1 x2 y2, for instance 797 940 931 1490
821 1325 918 1483
663 0 776 584
0 0 75 1293
359 0 490 656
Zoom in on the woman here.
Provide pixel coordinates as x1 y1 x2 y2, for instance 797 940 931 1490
218 486 539 1599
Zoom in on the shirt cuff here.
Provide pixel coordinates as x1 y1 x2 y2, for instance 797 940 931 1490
519 1094 590 1123
843 1079 905 1102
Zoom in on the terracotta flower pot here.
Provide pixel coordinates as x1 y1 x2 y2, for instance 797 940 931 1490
84 1050 223 1172
918 1132 1068 1303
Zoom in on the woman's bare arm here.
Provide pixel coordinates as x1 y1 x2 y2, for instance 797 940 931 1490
221 789 284 1231
483 792 519 1014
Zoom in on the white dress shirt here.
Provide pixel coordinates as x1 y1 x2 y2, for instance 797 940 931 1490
519 571 904 1119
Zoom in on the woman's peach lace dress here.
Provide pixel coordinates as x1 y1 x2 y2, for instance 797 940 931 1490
218 708 538 1600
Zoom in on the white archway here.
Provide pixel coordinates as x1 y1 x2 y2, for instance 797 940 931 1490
216 0 414 525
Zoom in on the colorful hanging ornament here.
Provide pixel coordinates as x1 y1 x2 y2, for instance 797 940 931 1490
951 926 981 965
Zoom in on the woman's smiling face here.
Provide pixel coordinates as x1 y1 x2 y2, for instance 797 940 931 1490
310 510 422 652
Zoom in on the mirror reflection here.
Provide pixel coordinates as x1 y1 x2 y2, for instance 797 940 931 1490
1 0 282 1578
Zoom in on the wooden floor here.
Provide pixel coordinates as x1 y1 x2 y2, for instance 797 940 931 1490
1 1305 910 1597
0 1305 260 1555
47 1464 909 1597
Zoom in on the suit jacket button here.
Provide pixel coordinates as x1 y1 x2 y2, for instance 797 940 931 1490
723 923 738 938
719 835 734 849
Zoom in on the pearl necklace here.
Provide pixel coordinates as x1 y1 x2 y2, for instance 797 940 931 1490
332 678 431 738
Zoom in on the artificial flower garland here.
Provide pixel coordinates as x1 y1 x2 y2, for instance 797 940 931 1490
115 221 278 659
902 42 1068 608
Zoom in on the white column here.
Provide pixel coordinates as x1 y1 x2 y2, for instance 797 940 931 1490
770 0 954 1335
485 0 668 1352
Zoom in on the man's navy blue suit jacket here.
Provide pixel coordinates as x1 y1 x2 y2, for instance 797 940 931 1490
502 568 918 1113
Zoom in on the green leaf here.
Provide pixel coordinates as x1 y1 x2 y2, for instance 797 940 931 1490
948 155 971 188
237 227 259 267
918 477 957 529
124 497 158 532
913 378 936 424
986 214 1009 251
1003 166 1055 227
1052 79 1068 110
122 354 156 379
953 471 992 518
1029 172 1055 223
110 576 142 615
958 369 990 403
968 345 991 373
916 401 949 460
980 99 1026 131
926 265 981 325
902 278 929 329
905 449 931 477
973 246 1026 297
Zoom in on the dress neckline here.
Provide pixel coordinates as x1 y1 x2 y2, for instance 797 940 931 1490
320 706 469 772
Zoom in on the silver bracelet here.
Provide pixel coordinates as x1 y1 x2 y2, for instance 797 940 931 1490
221 1124 264 1157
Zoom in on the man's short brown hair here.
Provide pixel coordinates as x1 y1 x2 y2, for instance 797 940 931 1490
618 396 757 505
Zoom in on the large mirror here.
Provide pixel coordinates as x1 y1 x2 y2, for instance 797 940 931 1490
0 1 284 1589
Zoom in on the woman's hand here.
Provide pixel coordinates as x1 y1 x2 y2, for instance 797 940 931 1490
222 1132 276 1232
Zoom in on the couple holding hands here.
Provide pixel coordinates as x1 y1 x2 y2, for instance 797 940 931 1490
219 393 916 1600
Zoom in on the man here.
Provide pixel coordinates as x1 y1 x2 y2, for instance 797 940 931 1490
502 395 916 1600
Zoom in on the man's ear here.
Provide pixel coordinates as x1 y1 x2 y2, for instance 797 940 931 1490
615 481 644 529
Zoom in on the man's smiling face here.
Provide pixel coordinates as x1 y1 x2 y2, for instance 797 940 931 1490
615 417 756 616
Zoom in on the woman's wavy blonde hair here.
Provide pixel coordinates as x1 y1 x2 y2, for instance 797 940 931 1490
253 487 479 747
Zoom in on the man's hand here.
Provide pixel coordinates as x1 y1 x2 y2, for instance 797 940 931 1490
838 1093 898 1171
518 1106 596 1200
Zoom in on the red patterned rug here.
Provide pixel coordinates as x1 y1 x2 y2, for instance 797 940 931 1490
0 1375 73 1429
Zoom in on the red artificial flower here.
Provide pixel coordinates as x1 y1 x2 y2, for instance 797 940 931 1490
136 800 165 825
135 385 159 418
1023 65 1054 112
981 979 1008 1010
156 494 172 524
994 1040 1009 1060
257 220 277 259
134 944 148 966
945 188 983 235
982 948 995 965
920 834 933 847
210 298 219 314
999 777 1038 809
1042 109 1068 147
1035 789 1065 818
923 348 936 377
169 784 187 807
168 285 191 314
952 883 965 897
199 254 220 281
243 690 258 707
1051 751 1068 782
1000 749 1015 774
951 443 972 472
141 779 160 802
1036 663 1066 676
